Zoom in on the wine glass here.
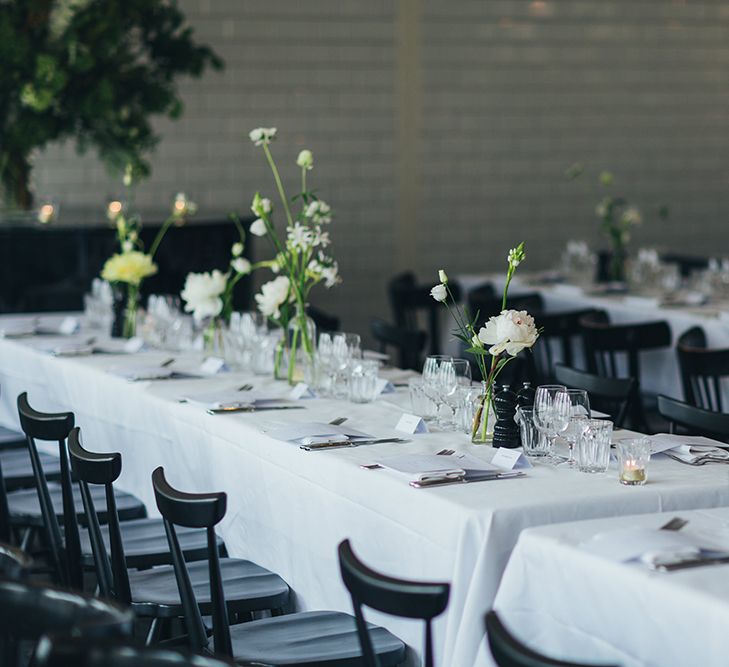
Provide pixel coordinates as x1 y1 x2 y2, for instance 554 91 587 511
422 355 453 422
561 389 591 467
437 358 472 429
533 384 570 460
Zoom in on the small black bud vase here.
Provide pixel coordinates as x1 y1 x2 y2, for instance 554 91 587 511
516 382 535 408
111 284 126 338
493 384 520 449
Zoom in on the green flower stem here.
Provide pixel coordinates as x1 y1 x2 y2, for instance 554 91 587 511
262 143 294 228
123 284 139 338
148 214 176 259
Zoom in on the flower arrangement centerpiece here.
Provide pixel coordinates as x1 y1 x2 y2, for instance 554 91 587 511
101 169 196 338
566 166 642 283
432 243 539 443
247 127 340 384
180 221 253 354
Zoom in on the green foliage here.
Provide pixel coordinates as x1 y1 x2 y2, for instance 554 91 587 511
0 0 223 208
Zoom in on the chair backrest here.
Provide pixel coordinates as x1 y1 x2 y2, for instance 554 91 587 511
0 578 132 667
530 309 601 383
660 253 709 278
657 395 729 442
579 312 671 380
16 393 79 589
370 318 427 371
468 290 544 326
338 539 449 667
553 364 636 428
485 611 618 667
388 272 462 355
676 327 729 412
307 305 340 335
0 542 33 581
152 467 229 658
68 428 131 604
31 637 237 667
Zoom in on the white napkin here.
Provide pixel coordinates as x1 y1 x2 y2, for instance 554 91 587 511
50 343 95 357
182 390 290 411
377 453 500 483
0 320 36 338
109 365 174 381
649 433 729 458
266 421 372 445
581 527 703 564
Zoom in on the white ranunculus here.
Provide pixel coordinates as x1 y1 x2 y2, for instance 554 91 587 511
438 269 448 284
296 149 313 170
180 270 228 321
249 127 277 146
250 218 267 237
231 258 251 275
255 276 291 319
430 284 447 302
231 242 243 257
478 309 539 357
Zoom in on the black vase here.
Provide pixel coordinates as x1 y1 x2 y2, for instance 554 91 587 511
111 284 126 338
493 384 520 449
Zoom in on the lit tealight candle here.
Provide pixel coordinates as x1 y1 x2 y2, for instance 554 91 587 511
620 459 646 485
37 203 55 224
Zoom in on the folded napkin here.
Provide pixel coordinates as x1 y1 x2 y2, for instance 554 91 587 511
0 321 36 338
649 433 729 458
109 365 174 381
377 453 500 484
267 421 372 446
50 343 95 357
581 526 705 564
181 390 291 411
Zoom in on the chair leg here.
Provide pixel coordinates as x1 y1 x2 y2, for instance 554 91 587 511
19 527 33 552
145 617 162 645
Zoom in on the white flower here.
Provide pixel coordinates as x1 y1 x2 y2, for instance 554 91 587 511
107 200 123 221
271 252 286 273
287 222 313 251
296 149 313 170
37 203 55 224
478 310 539 357
122 240 134 252
508 244 525 269
596 198 611 219
180 270 228 321
621 206 642 226
471 334 483 348
321 262 340 288
172 192 197 219
438 269 448 284
313 229 330 248
231 258 251 275
231 242 243 257
249 127 277 146
430 284 447 302
250 218 267 237
255 276 292 319
304 200 332 224
251 193 272 217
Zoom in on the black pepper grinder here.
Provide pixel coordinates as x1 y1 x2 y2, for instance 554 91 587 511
493 384 520 449
516 382 535 408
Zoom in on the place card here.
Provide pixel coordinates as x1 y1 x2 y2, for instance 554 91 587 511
375 378 395 395
58 316 80 335
396 413 428 434
290 382 317 400
492 448 532 470
200 356 227 375
123 337 144 353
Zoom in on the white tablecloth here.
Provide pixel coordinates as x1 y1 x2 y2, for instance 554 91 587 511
2 316 729 666
494 507 729 667
449 274 729 400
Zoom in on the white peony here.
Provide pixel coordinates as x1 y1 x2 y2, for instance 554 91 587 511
249 127 277 146
296 149 313 170
478 309 539 357
250 218 267 237
181 270 228 321
231 258 251 275
430 284 447 302
255 276 292 319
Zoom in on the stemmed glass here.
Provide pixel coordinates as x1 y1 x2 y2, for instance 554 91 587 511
437 358 472 430
422 355 453 422
533 384 570 461
561 389 591 468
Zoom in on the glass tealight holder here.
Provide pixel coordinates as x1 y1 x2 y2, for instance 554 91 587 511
617 437 651 486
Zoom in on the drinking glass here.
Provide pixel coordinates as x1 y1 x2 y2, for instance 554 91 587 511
349 360 379 403
516 407 551 458
409 378 437 421
616 437 651 485
421 355 453 423
576 419 613 473
533 385 570 460
561 389 591 468
437 359 472 429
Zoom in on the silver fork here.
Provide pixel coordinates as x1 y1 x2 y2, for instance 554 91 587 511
665 452 729 466
329 417 348 426
436 449 455 456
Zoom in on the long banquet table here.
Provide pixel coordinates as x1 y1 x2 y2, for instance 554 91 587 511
2 315 729 666
494 507 729 667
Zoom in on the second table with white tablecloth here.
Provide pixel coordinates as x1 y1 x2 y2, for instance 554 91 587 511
2 316 729 666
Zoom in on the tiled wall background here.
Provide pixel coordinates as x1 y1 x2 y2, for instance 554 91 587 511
32 0 729 340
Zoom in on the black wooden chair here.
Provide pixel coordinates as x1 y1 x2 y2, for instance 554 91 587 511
467 290 544 325
527 309 601 384
370 318 427 371
554 364 636 428
152 466 405 665
32 638 240 667
484 611 618 667
657 395 729 442
388 271 462 355
338 539 448 667
0 578 133 667
13 393 146 588
579 312 671 431
676 326 729 412
69 429 289 643
660 253 709 278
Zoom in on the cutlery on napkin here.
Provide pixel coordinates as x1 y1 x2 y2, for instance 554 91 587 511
300 437 408 451
207 404 304 415
266 421 374 447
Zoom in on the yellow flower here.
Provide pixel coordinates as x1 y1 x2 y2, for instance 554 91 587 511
101 251 157 286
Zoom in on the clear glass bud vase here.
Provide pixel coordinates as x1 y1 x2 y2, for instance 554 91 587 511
471 381 496 444
203 317 226 357
282 304 317 386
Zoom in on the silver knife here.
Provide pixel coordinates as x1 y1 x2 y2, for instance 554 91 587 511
300 437 408 451
410 471 525 488
652 554 729 572
207 405 304 415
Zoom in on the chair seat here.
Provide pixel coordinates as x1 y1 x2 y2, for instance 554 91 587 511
0 448 61 491
0 425 25 450
78 517 225 569
128 558 290 618
225 610 406 666
7 481 146 526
